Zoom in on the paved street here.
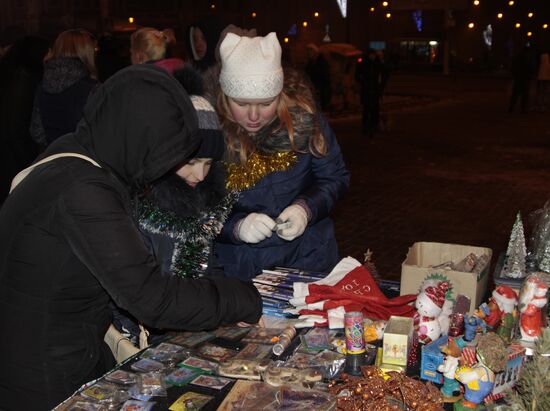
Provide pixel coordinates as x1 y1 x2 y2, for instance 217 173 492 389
329 73 550 281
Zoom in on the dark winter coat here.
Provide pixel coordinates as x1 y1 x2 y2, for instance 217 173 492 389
29 57 98 146
0 36 49 202
0 64 262 410
113 163 234 344
215 112 350 280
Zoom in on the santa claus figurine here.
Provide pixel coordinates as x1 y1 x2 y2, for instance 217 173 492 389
414 280 449 344
519 273 549 342
492 285 518 342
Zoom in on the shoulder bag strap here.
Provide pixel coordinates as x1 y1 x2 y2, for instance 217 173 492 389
10 152 101 194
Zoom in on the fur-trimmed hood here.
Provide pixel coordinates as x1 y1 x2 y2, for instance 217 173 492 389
250 108 315 155
145 162 227 218
42 57 90 94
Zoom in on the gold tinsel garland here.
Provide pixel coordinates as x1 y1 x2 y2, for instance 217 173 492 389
225 151 297 191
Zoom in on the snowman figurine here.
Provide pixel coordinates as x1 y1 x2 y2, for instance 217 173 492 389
414 280 449 344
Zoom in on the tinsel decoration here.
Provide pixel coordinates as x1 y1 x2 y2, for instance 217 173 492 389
135 191 238 279
502 212 527 279
504 328 550 411
225 151 297 191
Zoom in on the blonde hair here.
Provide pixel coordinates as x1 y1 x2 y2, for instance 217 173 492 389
131 27 170 62
218 67 327 164
50 29 97 79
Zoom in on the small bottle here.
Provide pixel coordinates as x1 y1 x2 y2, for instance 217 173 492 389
344 311 366 375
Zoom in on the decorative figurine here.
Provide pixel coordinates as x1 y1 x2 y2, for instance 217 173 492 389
414 280 449 344
475 298 501 330
438 337 463 402
492 285 519 343
454 363 495 410
454 333 507 411
519 273 549 342
462 314 486 343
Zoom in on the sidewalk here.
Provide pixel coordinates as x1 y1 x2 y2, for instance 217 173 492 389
329 74 550 281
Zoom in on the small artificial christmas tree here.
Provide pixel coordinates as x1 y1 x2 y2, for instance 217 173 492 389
502 212 527 279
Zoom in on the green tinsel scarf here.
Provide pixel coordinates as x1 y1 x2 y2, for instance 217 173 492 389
134 191 238 279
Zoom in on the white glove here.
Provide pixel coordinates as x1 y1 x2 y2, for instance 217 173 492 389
276 204 309 241
237 213 276 243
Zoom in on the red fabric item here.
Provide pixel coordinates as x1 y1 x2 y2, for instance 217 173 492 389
301 265 417 320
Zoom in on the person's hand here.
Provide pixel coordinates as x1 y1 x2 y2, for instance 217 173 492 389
276 204 308 241
237 213 276 243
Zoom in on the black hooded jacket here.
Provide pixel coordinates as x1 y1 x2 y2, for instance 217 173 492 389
0 65 261 410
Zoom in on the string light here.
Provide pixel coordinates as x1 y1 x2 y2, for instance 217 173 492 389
386 12 391 18
382 1 389 6
302 21 308 27
370 7 375 12
314 12 319 17
128 17 134 23
210 3 215 9
284 37 289 43
251 12 256 17
497 13 503 19
468 22 475 29
473 0 480 5
508 0 514 5
528 12 534 18
544 24 549 29
515 22 521 28
527 32 532 37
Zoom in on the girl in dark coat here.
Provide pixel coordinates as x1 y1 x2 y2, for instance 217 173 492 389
113 70 234 344
214 33 350 280
0 64 262 410
29 29 98 147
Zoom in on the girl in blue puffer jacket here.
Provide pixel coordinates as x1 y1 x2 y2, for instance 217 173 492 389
214 32 350 280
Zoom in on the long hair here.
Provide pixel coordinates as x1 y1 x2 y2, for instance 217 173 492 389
50 29 97 79
130 27 170 63
218 67 327 164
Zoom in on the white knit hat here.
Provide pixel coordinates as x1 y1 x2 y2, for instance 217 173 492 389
219 32 283 99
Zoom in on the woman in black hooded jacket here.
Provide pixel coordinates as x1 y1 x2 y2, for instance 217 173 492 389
0 64 261 410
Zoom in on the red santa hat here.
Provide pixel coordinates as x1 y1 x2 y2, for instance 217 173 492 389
492 285 518 312
424 281 449 309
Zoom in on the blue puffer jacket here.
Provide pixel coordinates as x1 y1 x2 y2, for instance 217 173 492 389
215 115 350 280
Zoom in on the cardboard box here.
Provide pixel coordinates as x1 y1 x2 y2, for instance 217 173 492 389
400 242 492 314
382 316 414 366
